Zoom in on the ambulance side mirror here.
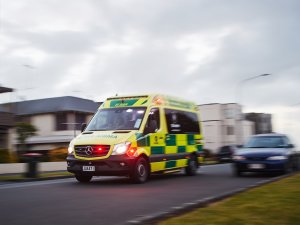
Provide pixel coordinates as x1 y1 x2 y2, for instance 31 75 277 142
81 123 87 132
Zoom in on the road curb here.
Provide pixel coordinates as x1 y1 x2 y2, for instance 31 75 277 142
125 172 299 225
0 175 74 183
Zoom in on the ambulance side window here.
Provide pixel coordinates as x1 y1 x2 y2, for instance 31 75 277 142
165 109 200 134
180 111 200 134
144 108 160 134
165 109 181 134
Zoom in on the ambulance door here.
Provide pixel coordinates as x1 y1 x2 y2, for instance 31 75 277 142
144 108 164 147
144 108 166 172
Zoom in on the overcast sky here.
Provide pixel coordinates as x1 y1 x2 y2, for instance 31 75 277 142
0 0 299 144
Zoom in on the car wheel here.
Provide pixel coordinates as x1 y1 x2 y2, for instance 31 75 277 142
75 174 93 183
292 156 300 171
185 155 198 176
234 168 242 177
130 157 149 184
282 159 293 174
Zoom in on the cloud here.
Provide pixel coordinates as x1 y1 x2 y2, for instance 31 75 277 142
1 0 300 144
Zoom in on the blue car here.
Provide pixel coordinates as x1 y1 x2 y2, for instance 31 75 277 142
232 133 300 176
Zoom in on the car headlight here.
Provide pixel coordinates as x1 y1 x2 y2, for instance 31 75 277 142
233 155 246 161
267 155 287 160
68 141 74 154
112 142 131 155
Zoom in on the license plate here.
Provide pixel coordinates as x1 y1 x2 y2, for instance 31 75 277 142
248 164 265 169
82 166 95 171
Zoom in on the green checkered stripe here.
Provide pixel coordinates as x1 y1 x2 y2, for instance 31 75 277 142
136 133 203 156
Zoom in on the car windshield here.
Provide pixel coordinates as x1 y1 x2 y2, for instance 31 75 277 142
244 136 286 148
86 107 147 131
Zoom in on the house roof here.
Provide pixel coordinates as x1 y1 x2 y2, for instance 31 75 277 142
11 96 100 115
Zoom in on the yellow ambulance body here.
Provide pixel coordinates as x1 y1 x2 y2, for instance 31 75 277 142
67 94 204 183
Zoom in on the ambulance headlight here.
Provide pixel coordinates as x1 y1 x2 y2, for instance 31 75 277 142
112 142 131 155
68 141 74 154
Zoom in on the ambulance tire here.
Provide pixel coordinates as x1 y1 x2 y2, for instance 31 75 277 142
130 156 149 184
75 174 92 183
185 155 198 176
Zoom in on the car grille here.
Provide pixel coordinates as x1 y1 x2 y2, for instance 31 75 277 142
74 145 110 158
247 156 267 161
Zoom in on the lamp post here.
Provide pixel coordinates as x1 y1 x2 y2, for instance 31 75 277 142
236 74 271 107
236 73 271 144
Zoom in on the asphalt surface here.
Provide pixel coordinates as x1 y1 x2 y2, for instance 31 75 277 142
0 163 282 225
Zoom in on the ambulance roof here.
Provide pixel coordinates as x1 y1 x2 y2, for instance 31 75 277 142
101 94 197 111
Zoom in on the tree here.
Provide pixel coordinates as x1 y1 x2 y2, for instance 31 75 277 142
16 122 37 152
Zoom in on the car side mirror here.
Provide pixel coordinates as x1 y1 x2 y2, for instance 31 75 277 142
81 123 87 132
288 144 294 148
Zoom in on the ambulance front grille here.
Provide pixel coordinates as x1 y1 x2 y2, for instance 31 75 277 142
74 145 110 158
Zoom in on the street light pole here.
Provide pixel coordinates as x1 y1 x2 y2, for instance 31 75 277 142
236 73 271 145
236 74 271 107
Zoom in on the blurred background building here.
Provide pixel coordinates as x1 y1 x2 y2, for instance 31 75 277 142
0 96 100 156
0 91 273 160
0 86 14 150
198 103 255 153
244 113 273 134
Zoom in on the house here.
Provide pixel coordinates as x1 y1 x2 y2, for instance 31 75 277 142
1 96 100 154
198 103 255 154
0 86 14 150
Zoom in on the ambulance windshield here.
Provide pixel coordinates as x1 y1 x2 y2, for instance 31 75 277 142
86 107 147 131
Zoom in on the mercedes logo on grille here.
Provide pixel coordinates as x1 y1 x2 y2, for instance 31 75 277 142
85 146 94 155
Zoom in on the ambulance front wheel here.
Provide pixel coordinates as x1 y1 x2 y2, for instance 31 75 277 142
185 155 198 176
130 156 149 184
75 174 93 183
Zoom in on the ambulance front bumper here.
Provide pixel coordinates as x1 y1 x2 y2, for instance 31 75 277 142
66 154 136 176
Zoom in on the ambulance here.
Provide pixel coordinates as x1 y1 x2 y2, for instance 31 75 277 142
67 94 204 183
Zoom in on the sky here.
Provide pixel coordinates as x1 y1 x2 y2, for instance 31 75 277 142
0 0 299 145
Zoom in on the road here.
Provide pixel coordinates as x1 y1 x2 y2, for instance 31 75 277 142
0 164 280 225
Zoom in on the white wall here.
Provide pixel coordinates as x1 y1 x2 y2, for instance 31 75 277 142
199 103 254 153
0 162 67 174
202 121 223 153
242 120 254 143
31 114 55 136
8 127 16 151
86 114 94 123
199 104 223 121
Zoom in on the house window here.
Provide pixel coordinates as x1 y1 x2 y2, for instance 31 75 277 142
16 116 30 123
75 113 86 130
224 108 236 119
0 128 8 149
227 126 234 135
56 112 67 130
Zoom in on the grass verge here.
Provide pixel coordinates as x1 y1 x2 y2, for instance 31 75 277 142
158 173 300 225
0 171 73 181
